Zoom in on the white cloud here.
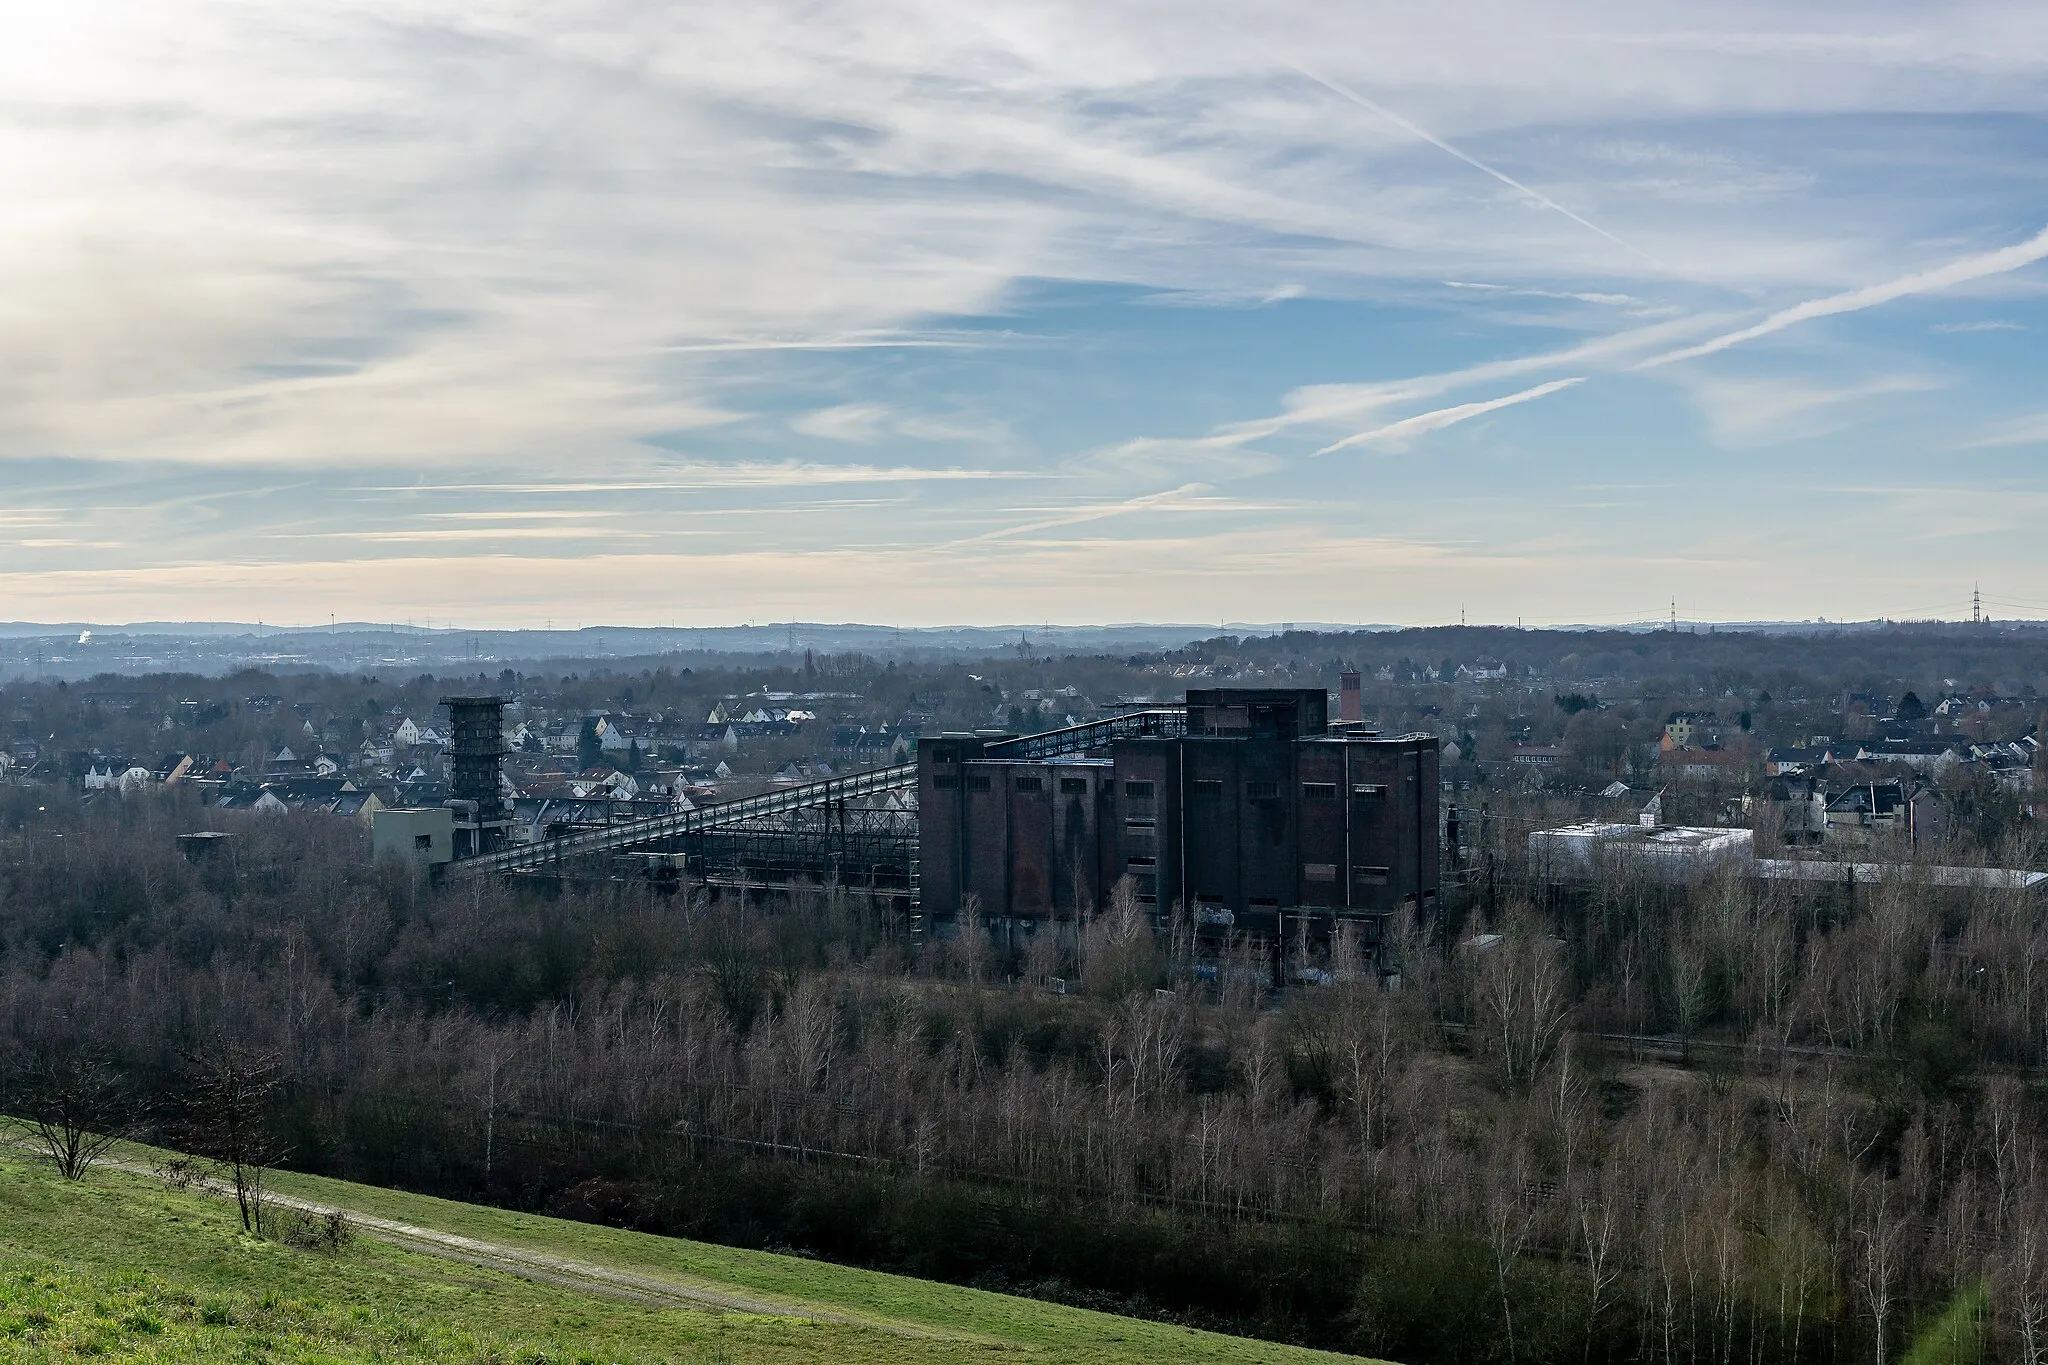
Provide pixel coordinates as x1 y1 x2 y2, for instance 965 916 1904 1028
792 403 894 443
1955 415 2048 449
1637 223 2048 367
1680 373 1942 445
7 0 2048 619
8 0 2048 476
362 463 1037 493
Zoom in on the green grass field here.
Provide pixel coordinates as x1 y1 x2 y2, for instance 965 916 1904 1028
0 1141 1372 1363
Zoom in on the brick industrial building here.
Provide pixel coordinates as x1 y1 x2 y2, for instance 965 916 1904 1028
918 688 1438 966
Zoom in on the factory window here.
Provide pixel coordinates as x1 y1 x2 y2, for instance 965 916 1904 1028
1354 783 1387 798
1136 894 1158 905
1124 780 1155 799
1249 896 1279 908
935 746 957 764
965 774 992 792
1353 865 1390 885
1303 862 1337 882
1195 892 1225 905
1060 777 1089 794
1191 778 1223 796
1014 775 1043 792
1125 817 1155 830
1302 782 1338 799
1246 780 1279 800
414 834 433 851
932 774 960 790
1127 855 1157 868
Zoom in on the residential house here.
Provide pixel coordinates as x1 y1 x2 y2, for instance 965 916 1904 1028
1662 711 1718 750
831 725 914 767
215 787 290 814
1765 745 1836 776
772 758 836 785
329 790 385 823
510 796 614 844
1971 737 2039 793
1660 745 1745 780
1824 780 1942 841
1854 737 1963 774
686 723 740 757
1765 774 1829 844
571 767 640 800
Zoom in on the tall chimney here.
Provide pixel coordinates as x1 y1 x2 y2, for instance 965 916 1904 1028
1340 671 1363 724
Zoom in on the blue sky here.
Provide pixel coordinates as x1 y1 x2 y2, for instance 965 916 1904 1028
5 1 2048 627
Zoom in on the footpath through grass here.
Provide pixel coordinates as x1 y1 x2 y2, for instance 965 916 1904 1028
0 1142 1371 1363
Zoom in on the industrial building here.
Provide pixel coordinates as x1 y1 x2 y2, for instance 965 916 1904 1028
1527 820 1756 884
1526 818 2047 895
442 695 510 858
431 687 1441 971
918 689 1439 959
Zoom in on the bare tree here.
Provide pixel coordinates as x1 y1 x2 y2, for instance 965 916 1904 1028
5 1040 132 1180
1472 906 1571 1091
954 891 990 984
2003 1177 2048 1365
1850 1174 1909 1365
1021 918 1063 989
1572 1149 1630 1364
1668 923 1710 1063
1479 1129 1540 1365
179 1039 285 1233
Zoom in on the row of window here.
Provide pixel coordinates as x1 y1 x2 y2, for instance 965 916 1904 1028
1129 859 1392 882
932 773 1099 794
1183 779 1388 800
935 774 1390 801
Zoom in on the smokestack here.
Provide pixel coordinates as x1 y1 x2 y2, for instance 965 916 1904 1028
1340 671 1362 724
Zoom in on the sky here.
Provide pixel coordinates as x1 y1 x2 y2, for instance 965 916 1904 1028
5 0 2048 629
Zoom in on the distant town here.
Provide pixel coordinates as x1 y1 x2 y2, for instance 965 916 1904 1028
5 621 2041 858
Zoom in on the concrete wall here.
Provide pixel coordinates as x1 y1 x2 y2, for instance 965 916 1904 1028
371 806 455 867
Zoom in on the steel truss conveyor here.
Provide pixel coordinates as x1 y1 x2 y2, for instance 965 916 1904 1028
978 706 1185 759
447 707 1186 883
450 762 917 879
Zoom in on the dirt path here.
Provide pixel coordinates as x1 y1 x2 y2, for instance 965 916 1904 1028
76 1150 961 1336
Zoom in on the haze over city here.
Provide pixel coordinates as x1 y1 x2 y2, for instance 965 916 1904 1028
8 1 2048 626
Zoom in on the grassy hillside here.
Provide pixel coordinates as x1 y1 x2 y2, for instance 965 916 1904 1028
0 1144 1371 1363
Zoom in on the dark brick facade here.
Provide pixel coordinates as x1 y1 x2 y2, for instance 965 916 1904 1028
918 690 1439 955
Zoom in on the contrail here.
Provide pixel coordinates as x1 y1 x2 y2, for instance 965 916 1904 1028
1290 63 1658 266
944 483 1215 547
1315 378 1586 455
1638 222 2048 368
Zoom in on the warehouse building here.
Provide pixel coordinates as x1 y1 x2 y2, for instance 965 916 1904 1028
918 689 1438 964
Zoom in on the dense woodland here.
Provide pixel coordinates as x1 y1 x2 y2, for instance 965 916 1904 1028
4 774 2048 1364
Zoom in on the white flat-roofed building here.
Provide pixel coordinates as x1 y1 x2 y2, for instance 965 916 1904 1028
1529 822 1755 884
